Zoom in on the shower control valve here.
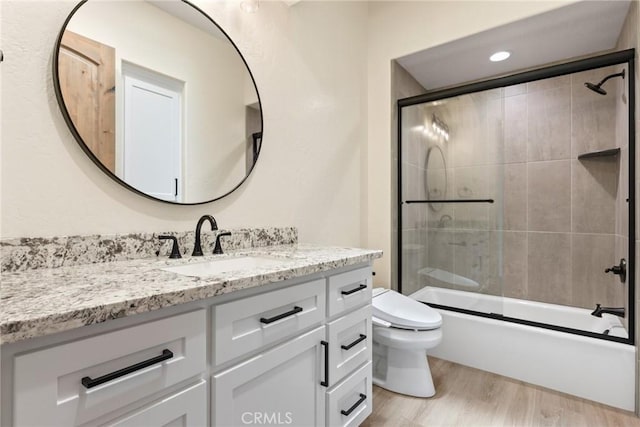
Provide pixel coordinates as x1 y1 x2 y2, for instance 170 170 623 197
605 258 626 283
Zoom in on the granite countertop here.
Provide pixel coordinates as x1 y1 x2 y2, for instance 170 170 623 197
0 244 382 345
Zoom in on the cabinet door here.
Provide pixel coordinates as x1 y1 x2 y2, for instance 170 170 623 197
212 326 326 427
99 380 206 427
326 362 373 427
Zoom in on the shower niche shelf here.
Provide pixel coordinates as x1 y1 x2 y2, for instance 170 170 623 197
577 148 620 160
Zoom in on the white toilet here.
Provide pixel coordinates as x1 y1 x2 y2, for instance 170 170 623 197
371 288 442 397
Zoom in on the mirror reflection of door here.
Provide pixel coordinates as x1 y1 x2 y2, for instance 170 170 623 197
56 0 263 204
59 31 115 172
122 62 182 202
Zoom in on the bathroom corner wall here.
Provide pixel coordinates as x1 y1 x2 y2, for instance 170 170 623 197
0 1 368 248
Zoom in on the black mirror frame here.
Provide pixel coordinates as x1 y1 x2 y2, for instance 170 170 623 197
53 0 264 205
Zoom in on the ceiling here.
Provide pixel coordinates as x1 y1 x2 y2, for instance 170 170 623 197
147 0 227 41
397 0 632 91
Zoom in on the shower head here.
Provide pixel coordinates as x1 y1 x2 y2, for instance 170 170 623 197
584 82 608 95
584 69 625 95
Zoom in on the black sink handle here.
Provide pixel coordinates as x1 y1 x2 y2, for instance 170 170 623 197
213 231 232 254
158 235 181 259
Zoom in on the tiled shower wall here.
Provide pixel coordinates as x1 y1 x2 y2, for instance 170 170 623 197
499 69 626 311
614 0 640 415
401 65 629 313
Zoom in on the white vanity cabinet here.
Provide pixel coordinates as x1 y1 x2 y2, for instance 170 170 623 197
211 266 373 427
4 264 374 427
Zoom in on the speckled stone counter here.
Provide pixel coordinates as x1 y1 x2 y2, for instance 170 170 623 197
1 244 382 345
1 227 298 272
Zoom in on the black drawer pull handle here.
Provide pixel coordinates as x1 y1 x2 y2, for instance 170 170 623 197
341 334 367 351
81 349 173 389
320 341 329 387
341 393 367 416
341 283 367 295
260 306 303 324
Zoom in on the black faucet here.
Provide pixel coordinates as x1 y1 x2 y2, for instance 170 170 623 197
192 215 218 256
591 304 625 318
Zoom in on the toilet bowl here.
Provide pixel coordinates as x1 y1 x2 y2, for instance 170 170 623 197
371 288 442 397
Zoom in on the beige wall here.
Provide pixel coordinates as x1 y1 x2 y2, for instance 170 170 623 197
0 1 367 248
366 0 580 287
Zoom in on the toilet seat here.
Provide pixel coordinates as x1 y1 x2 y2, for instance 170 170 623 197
372 288 442 330
373 326 442 349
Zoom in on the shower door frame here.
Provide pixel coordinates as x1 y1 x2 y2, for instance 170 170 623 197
397 49 636 345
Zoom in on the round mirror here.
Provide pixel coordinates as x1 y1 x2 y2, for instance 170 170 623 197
425 145 447 212
53 0 263 204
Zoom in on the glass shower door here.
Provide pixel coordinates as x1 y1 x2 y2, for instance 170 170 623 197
398 55 634 342
399 89 505 316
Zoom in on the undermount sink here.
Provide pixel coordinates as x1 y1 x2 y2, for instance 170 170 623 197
161 256 289 277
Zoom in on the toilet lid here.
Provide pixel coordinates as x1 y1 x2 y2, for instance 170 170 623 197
372 288 442 330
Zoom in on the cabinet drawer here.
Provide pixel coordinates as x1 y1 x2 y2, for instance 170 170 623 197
213 279 326 365
327 267 372 317
326 361 373 427
98 380 206 427
327 305 372 386
14 310 206 427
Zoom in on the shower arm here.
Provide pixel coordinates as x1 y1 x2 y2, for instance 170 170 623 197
595 70 625 87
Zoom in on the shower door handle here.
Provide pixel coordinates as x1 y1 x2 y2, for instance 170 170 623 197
605 258 626 283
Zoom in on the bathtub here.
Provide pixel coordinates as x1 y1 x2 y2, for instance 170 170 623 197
410 286 635 411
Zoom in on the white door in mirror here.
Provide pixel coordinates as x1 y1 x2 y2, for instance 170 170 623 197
122 62 182 202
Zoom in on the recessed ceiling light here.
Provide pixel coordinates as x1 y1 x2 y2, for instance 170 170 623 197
240 0 260 13
489 51 511 62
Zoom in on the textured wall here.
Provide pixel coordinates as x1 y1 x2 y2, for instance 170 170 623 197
0 1 368 249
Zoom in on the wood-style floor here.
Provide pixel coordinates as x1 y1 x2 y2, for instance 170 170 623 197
361 357 640 427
